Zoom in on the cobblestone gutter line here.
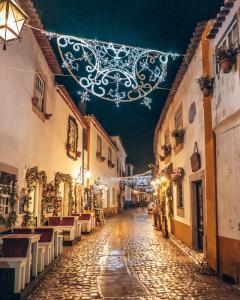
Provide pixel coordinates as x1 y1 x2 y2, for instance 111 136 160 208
169 234 215 275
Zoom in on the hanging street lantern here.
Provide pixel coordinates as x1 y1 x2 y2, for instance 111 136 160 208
0 0 28 50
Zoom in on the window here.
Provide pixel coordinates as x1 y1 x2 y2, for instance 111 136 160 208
165 130 170 145
0 172 16 217
175 106 183 130
97 135 102 154
83 129 88 150
117 159 119 173
215 19 239 74
34 73 45 112
108 148 112 162
177 183 184 209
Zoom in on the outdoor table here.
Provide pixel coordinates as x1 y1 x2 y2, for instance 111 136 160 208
37 226 62 258
2 233 41 284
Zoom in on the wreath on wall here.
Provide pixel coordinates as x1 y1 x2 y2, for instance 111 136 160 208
55 172 74 215
23 167 47 226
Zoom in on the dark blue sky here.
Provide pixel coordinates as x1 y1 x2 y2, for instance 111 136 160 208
34 0 223 173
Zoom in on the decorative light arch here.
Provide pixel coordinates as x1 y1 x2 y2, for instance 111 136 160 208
47 32 179 108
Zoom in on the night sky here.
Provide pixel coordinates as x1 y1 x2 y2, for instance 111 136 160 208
34 0 223 173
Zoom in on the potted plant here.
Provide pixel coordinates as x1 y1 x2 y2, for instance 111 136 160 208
215 45 238 73
171 129 185 144
161 144 171 157
32 96 39 106
172 167 185 185
196 74 214 97
159 155 165 162
21 211 33 227
0 211 18 230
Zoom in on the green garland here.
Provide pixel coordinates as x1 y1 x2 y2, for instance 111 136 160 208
24 167 47 226
55 172 74 215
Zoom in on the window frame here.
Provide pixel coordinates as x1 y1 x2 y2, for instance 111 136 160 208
97 135 102 154
34 73 46 112
176 182 184 217
215 17 239 75
164 129 170 146
108 147 112 162
175 105 183 131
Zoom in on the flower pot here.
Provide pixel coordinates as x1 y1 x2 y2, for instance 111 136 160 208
175 136 183 144
32 97 39 106
201 87 212 97
45 113 52 120
220 58 232 74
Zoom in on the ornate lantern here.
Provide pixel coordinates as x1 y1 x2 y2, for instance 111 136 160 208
0 0 28 49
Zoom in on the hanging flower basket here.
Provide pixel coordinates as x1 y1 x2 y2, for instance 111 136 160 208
172 167 185 185
196 75 214 97
161 144 171 157
171 129 185 144
216 46 238 73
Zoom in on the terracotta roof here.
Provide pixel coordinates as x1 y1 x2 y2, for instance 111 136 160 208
153 21 207 158
19 0 62 75
85 115 118 151
56 86 87 129
207 0 237 39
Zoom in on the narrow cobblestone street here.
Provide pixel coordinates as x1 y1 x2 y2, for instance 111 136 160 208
28 209 240 300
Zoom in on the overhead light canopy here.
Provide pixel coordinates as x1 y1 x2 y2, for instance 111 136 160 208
0 0 28 49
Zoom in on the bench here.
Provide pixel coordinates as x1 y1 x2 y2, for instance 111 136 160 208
34 228 54 266
0 238 29 294
79 214 92 233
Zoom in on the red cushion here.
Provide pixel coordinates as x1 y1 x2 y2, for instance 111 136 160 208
34 228 53 243
80 214 91 220
48 217 61 226
3 238 29 257
60 217 75 226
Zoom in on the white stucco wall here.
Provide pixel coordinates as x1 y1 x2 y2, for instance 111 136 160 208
156 44 205 227
86 119 119 209
111 136 127 176
0 28 84 195
210 0 240 240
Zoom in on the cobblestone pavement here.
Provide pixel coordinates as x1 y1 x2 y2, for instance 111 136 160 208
28 208 240 299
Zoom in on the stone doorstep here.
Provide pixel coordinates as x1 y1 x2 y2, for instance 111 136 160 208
1 255 63 300
169 234 215 275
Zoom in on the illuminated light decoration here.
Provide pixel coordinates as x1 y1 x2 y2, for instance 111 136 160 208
0 0 28 50
46 31 179 106
117 171 153 189
141 96 152 109
78 90 90 103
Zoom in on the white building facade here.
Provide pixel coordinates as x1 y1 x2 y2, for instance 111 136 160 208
207 0 240 281
84 116 120 216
